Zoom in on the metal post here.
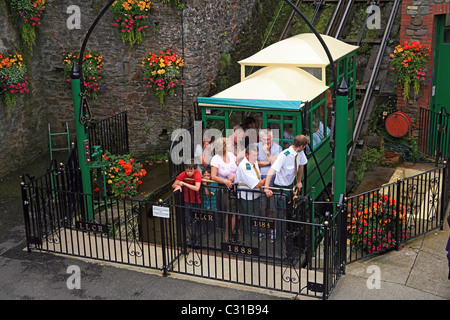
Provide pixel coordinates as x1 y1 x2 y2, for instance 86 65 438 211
440 160 447 230
333 77 348 203
21 180 32 253
395 178 401 250
71 62 94 221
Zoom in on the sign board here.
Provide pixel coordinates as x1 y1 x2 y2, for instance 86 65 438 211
152 205 170 219
75 221 108 234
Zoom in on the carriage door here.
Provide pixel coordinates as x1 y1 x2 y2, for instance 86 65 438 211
431 14 450 158
433 14 450 114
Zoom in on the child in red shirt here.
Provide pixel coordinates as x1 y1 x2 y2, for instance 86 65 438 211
172 163 202 246
172 163 202 204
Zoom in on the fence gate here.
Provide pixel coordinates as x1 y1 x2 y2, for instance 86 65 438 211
21 169 344 300
419 106 450 163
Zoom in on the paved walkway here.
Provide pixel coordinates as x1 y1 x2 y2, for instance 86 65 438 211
330 219 449 300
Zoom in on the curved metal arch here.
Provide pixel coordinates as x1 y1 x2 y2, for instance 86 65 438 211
70 0 117 125
281 0 344 161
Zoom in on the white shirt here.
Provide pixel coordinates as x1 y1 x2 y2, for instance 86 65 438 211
210 152 237 180
271 146 308 187
235 157 262 200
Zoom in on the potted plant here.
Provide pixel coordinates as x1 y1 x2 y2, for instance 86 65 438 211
63 51 105 100
347 193 408 254
102 151 147 198
0 51 29 114
142 49 184 106
110 0 152 46
7 0 46 48
389 41 431 102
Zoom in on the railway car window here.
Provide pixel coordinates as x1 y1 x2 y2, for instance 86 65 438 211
311 93 330 149
444 14 450 43
282 116 295 149
204 109 227 135
301 67 322 81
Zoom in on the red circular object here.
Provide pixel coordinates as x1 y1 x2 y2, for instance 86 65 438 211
385 112 412 138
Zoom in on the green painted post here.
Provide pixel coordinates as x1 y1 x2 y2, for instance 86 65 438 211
334 77 349 203
71 62 94 221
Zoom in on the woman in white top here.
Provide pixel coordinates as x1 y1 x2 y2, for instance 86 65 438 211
210 137 238 241
210 137 237 189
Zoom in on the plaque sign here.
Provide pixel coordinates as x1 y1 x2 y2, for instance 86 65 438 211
153 205 170 219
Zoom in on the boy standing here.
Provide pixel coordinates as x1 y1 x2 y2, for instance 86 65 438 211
172 162 202 245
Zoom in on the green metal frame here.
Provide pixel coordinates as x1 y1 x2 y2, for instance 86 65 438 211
48 122 71 161
199 51 356 202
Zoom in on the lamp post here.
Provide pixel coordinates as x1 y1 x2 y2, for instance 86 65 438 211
70 62 94 220
69 0 116 221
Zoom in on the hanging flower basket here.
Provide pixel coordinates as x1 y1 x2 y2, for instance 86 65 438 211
0 51 29 114
389 41 431 102
110 0 152 46
63 51 105 100
142 49 184 107
7 0 46 48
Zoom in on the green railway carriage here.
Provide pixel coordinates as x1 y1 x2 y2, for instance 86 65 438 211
196 33 358 200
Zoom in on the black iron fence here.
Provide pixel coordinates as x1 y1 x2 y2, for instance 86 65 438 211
345 162 449 263
21 163 345 299
87 111 129 155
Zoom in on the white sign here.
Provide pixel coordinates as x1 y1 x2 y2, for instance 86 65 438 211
152 205 170 219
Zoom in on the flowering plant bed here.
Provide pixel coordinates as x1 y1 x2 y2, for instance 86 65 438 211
347 193 407 254
101 151 147 198
63 51 105 100
7 0 46 48
0 51 29 113
110 0 152 46
389 41 431 102
142 49 184 106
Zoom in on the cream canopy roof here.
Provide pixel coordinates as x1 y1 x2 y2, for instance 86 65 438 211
197 65 329 110
238 33 358 84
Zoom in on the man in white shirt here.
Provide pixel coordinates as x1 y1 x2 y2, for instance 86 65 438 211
263 135 309 232
235 144 266 217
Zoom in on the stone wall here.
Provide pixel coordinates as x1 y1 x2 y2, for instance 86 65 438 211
0 0 273 177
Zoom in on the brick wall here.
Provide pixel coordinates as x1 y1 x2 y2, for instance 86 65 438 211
398 0 450 136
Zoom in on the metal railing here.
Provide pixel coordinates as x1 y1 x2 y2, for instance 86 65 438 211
418 106 450 164
87 111 129 155
21 165 345 299
345 162 448 263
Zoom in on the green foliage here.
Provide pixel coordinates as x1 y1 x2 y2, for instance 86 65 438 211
7 0 45 49
142 50 185 107
110 0 152 46
0 51 29 114
161 0 184 10
347 192 407 254
102 151 147 198
389 41 431 102
368 102 396 135
352 146 385 185
63 51 105 100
